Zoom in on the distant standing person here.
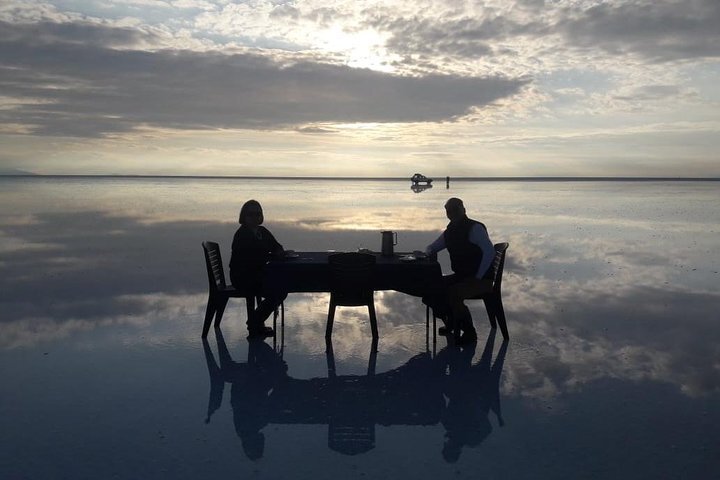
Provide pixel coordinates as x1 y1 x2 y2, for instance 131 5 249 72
425 198 495 344
230 200 287 338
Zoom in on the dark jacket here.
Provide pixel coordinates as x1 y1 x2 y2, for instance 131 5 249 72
230 225 283 290
444 217 488 279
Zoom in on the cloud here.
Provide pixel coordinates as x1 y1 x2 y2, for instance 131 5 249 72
363 0 720 72
0 18 161 48
556 0 720 63
364 12 543 61
0 20 529 137
297 126 338 134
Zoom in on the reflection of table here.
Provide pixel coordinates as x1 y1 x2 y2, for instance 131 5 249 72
264 251 442 296
203 330 508 459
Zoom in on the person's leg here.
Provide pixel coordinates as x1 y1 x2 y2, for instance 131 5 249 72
231 277 263 333
446 278 492 342
249 291 287 333
431 275 459 333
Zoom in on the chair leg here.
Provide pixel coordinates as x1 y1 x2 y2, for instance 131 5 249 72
273 306 278 333
202 294 216 338
495 296 509 339
326 298 336 339
425 305 430 352
368 338 378 376
368 300 379 339
325 336 336 377
245 296 255 324
280 302 285 351
214 297 229 328
484 298 497 330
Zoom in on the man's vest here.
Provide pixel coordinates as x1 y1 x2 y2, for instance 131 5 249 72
444 217 489 279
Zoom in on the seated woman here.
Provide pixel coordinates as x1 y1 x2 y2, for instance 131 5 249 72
230 200 288 338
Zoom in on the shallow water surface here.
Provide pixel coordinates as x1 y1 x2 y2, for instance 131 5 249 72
1 178 719 479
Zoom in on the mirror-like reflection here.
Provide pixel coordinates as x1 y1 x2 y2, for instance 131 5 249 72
203 327 507 462
1 177 719 478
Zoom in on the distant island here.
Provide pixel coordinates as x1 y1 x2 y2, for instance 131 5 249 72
0 168 37 176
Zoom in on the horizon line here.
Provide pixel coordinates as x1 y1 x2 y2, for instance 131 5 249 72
1 174 719 181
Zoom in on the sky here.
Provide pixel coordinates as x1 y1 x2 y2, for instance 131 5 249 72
0 0 719 177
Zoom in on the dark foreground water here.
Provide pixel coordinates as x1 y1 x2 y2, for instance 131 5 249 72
1 178 719 479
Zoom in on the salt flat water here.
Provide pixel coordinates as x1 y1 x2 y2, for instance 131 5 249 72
1 177 719 479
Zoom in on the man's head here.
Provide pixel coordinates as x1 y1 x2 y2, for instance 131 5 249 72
444 197 466 223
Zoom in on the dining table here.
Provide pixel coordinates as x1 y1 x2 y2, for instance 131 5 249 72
263 251 443 297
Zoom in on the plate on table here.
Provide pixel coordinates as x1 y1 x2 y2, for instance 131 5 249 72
399 254 416 262
284 250 300 259
412 250 428 260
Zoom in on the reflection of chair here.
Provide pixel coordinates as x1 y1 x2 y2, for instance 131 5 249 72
426 242 510 339
201 241 283 338
326 253 378 339
326 337 378 455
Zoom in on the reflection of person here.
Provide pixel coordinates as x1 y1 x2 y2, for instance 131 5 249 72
436 330 507 463
425 197 495 344
209 329 288 460
230 200 287 337
231 338 288 460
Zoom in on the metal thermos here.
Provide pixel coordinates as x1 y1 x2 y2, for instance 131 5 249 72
381 231 397 256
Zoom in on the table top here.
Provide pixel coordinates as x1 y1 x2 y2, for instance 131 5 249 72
264 251 442 295
270 251 436 263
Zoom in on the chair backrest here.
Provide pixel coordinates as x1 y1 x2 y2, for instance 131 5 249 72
329 252 376 305
202 241 227 291
490 242 509 292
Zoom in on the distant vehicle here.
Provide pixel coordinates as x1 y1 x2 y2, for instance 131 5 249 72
411 183 433 193
411 173 433 184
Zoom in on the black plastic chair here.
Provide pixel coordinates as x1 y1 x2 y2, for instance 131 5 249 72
326 253 378 339
201 241 283 338
426 242 510 339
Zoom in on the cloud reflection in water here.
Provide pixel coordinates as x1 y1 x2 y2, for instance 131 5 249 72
1 178 719 404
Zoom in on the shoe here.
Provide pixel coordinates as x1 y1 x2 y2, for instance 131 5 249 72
457 330 477 345
438 326 454 336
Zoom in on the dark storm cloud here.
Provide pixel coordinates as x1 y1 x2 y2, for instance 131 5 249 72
0 20 529 137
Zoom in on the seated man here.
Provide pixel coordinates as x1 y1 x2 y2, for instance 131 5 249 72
426 198 495 344
230 200 288 338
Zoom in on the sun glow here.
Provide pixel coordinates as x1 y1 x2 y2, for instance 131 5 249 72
317 27 394 72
